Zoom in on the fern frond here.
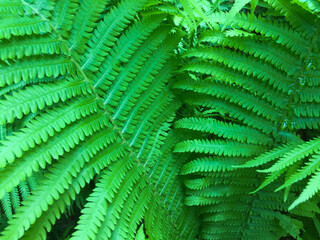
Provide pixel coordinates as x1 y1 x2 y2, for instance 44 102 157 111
0 35 68 61
70 156 139 239
200 30 301 76
0 78 91 125
0 57 74 87
183 47 295 92
261 137 320 173
0 0 31 15
100 25 172 107
0 15 51 40
0 1 197 238
175 117 272 145
180 61 288 108
296 86 320 102
236 142 299 168
293 102 320 117
289 169 320 210
50 0 78 38
174 78 283 122
111 184 152 240
251 169 286 194
80 0 147 71
92 15 166 89
1 0 318 238
175 139 264 157
263 0 320 38
247 137 320 209
207 12 310 57
181 157 238 175
145 145 199 239
0 112 110 198
22 141 129 240
175 1 320 237
68 0 109 54
181 93 278 134
0 127 119 239
277 153 320 192
0 96 99 164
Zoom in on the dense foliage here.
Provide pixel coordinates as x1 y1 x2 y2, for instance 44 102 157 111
0 0 319 239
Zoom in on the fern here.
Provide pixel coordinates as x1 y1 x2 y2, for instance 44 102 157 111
174 0 320 239
0 1 197 239
1 0 320 239
238 137 320 210
292 0 320 16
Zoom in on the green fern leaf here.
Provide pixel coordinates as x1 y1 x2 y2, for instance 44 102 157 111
289 169 320 210
261 137 320 173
